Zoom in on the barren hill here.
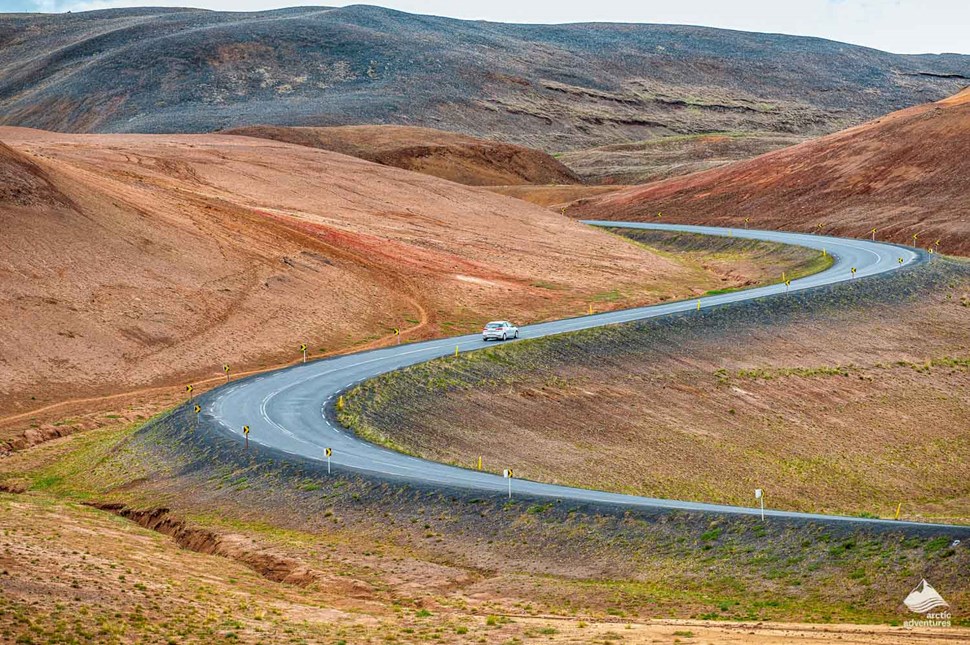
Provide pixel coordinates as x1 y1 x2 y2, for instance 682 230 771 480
570 89 970 255
223 125 580 186
1 6 969 152
559 132 808 184
0 127 689 417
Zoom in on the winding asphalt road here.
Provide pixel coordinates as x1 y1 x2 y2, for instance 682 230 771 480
206 222 954 529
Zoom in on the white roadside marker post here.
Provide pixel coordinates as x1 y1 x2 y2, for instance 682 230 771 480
755 488 765 521
504 468 514 499
300 343 308 363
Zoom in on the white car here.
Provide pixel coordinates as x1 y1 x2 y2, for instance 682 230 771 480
482 320 519 341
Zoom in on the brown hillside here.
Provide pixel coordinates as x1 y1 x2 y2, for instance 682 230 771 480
559 132 807 185
486 184 628 209
223 125 581 186
0 127 681 418
571 90 970 255
0 141 70 208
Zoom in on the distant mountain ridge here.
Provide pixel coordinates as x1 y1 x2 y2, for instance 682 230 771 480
1 5 969 151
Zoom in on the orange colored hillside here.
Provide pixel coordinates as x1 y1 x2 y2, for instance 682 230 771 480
224 125 581 186
571 90 970 255
0 127 680 417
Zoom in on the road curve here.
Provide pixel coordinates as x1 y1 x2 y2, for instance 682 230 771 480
206 223 948 529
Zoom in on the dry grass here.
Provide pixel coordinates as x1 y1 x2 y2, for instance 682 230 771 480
1 415 968 642
7 489 960 645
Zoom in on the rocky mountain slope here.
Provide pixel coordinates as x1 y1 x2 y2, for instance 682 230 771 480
2 5 969 153
570 89 970 255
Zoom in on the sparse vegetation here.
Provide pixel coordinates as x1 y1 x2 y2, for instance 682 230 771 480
2 12 970 641
0 382 968 643
338 259 970 521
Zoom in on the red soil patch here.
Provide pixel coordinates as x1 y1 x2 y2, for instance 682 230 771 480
570 90 970 255
224 124 581 186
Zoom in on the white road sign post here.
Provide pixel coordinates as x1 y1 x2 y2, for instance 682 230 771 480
503 469 514 499
755 488 765 521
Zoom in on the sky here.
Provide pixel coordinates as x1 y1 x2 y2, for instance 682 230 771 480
5 0 970 55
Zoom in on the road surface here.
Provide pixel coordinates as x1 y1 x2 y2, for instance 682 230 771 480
206 223 952 529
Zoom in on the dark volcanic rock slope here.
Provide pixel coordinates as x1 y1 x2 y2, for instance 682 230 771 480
1 5 969 150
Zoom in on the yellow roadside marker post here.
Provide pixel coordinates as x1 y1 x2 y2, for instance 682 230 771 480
588 303 593 315
851 267 857 279
393 328 400 344
871 227 877 241
744 217 750 229
912 233 919 246
223 364 231 383
696 300 701 311
185 384 193 400
477 456 483 471
242 425 250 450
785 279 792 293
300 343 308 363
336 395 344 411
895 503 902 520
455 345 459 358
657 212 662 219
503 468 514 499
325 447 332 475
898 257 904 265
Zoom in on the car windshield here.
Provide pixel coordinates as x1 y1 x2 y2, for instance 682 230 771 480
485 322 504 329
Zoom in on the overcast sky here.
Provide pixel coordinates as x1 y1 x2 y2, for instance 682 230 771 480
6 0 970 55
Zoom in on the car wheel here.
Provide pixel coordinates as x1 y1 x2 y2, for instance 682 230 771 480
514 330 519 338
501 333 507 341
